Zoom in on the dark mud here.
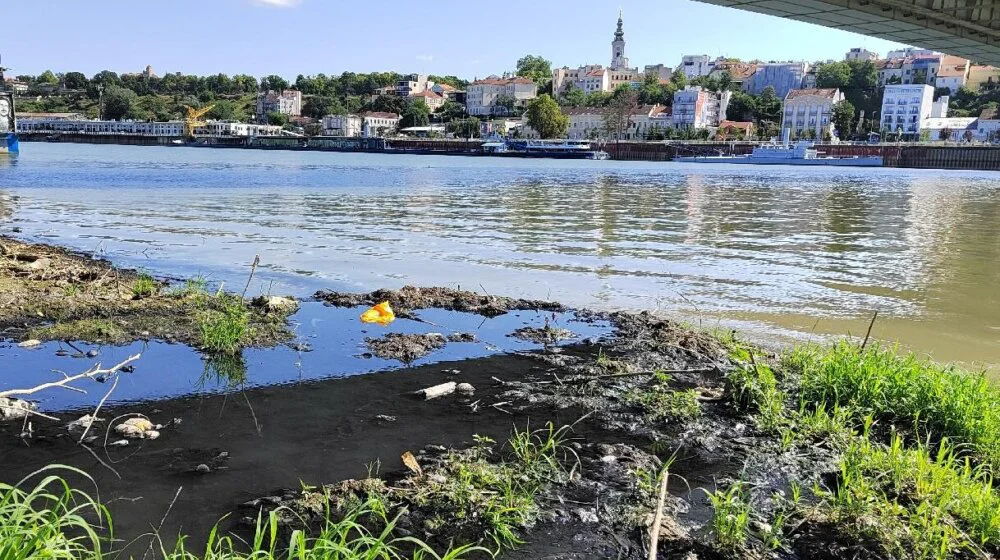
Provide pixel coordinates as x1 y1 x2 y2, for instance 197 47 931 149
316 285 565 318
0 236 295 348
365 332 448 363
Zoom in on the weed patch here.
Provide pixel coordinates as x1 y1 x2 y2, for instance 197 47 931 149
197 296 250 355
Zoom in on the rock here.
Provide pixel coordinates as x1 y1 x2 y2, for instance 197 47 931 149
55 349 69 357
86 349 98 358
288 341 312 352
12 226 22 233
419 381 456 400
66 414 100 433
28 257 52 270
456 383 475 396
575 508 600 523
254 296 298 313
17 339 41 348
114 417 159 439
0 397 36 421
447 332 477 343
195 463 211 474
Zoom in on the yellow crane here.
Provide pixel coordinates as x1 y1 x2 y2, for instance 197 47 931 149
184 104 215 138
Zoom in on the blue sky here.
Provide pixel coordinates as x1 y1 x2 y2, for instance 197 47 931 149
4 0 910 79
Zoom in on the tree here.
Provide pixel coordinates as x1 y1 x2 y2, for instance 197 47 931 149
400 100 431 128
438 101 467 122
261 75 289 92
584 91 611 107
36 70 59 85
102 85 139 120
726 91 756 121
266 111 288 126
303 96 344 119
561 86 586 108
63 72 89 90
369 94 406 115
493 94 517 116
525 95 568 139
938 127 953 141
448 117 480 138
963 129 974 142
670 69 688 90
816 62 851 89
516 55 552 84
645 125 667 141
716 71 733 93
832 99 856 140
603 88 640 140
755 86 782 123
208 100 242 122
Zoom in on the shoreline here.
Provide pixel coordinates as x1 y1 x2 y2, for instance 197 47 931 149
1 236 999 559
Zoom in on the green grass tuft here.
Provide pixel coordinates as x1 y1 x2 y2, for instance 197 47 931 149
787 341 1000 473
197 296 250 355
131 273 156 299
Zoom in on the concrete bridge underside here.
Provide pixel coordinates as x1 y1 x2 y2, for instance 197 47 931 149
694 0 1000 65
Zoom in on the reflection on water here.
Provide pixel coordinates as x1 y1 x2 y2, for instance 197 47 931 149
1 143 998 369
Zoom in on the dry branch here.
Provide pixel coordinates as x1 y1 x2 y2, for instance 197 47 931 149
0 354 141 399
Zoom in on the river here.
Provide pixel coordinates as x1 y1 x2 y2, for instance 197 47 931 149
1 143 997 370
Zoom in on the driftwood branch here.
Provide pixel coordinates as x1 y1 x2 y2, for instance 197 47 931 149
860 310 879 351
647 463 672 560
0 354 140 399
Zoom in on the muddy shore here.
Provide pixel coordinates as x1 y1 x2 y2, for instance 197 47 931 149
2 236 999 560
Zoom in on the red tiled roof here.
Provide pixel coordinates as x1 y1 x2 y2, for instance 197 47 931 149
718 120 753 130
586 69 606 77
410 90 443 99
785 88 839 100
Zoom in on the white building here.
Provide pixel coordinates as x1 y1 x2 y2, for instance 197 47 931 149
934 57 970 93
922 117 977 141
18 119 186 136
322 114 362 137
973 108 1000 142
679 55 717 79
524 104 670 140
195 122 283 137
644 64 672 81
880 84 937 138
886 47 936 59
361 112 400 137
672 86 730 129
845 48 879 61
17 119 281 137
396 74 431 97
552 65 610 94
781 88 843 139
466 76 537 116
257 89 302 120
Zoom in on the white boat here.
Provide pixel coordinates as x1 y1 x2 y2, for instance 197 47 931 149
675 141 883 167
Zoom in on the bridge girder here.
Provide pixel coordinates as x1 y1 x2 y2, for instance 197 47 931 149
695 0 1000 65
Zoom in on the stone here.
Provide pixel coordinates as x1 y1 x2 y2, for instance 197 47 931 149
114 417 158 439
0 397 36 421
195 463 211 474
28 257 52 270
456 383 475 396
17 339 41 348
575 508 599 523
86 349 99 358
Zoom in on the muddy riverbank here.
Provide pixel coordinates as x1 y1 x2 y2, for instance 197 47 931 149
2 236 999 560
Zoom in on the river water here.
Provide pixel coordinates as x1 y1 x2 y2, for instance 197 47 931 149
1 143 997 370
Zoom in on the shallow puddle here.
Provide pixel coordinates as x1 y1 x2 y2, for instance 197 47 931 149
0 302 612 411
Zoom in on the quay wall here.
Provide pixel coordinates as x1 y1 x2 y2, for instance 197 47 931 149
17 133 1000 170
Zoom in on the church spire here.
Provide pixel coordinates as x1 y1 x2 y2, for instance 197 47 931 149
611 10 628 69
614 9 624 40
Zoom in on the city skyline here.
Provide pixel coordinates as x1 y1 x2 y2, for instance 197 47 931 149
4 0 912 80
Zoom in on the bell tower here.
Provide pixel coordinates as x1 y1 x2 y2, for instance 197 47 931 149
610 10 629 70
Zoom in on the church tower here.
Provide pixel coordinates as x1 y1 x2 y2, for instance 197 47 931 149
610 10 629 70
